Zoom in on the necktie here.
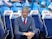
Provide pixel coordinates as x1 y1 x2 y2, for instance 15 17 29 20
23 19 26 25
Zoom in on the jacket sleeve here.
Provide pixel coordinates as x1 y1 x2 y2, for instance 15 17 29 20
14 18 24 35
31 17 37 34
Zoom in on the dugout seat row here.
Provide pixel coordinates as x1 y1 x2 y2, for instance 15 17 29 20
1 9 52 39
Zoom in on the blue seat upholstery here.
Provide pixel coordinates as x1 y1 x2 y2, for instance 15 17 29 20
11 2 22 12
0 15 5 39
5 15 14 39
39 7 48 15
10 13 21 39
44 19 52 37
32 15 43 32
30 10 43 32
42 11 52 38
0 7 2 15
22 2 31 10
3 11 13 39
0 15 9 39
0 5 10 15
10 13 21 31
33 3 39 10
11 6 18 12
12 2 22 7
2 6 10 13
0 0 8 15
38 0 43 5
46 0 50 7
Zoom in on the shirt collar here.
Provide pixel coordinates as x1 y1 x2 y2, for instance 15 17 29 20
21 16 27 22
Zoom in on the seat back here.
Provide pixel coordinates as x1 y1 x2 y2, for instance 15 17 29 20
11 2 22 12
3 10 14 39
0 15 5 39
42 10 52 38
0 15 9 39
30 10 43 32
10 13 21 35
22 2 31 10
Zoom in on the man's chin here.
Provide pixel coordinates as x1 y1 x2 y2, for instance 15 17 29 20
23 16 27 18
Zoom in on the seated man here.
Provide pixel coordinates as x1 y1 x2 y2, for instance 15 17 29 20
14 7 37 39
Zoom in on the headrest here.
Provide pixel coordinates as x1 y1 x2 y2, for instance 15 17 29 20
22 2 30 7
4 10 13 16
13 2 22 7
30 10 39 15
10 12 21 19
42 10 52 19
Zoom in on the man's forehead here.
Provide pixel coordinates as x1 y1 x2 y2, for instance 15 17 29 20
22 7 29 11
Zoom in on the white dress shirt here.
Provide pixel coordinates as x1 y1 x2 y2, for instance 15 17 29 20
21 16 27 24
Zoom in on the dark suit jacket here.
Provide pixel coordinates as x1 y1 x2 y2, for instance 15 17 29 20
14 16 36 35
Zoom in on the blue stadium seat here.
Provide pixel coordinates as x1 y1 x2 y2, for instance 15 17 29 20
0 15 5 39
42 10 52 38
0 15 9 39
2 6 10 13
22 2 31 10
46 0 51 7
39 0 48 15
0 0 5 15
30 10 43 32
39 6 48 15
0 7 2 15
3 10 13 39
38 0 44 5
10 13 21 30
11 2 22 12
41 1 46 7
11 6 19 12
33 3 39 10
32 15 43 31
0 0 11 14
10 13 21 39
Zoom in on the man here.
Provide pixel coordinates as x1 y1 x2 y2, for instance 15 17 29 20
14 7 37 39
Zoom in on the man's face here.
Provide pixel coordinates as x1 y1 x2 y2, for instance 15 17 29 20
22 9 28 18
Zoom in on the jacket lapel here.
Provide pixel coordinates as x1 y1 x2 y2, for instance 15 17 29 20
20 16 30 27
20 17 25 27
25 17 30 27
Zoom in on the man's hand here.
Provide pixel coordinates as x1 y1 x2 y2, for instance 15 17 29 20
23 32 29 36
27 32 34 39
23 32 35 39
